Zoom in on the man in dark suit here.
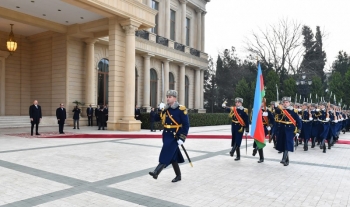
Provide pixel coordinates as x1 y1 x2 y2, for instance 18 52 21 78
56 103 66 134
86 104 94 126
29 100 42 136
95 105 99 126
135 105 141 120
98 105 106 130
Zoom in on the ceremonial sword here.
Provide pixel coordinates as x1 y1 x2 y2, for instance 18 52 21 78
180 144 193 167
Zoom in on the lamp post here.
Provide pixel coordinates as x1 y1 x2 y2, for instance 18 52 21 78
296 73 312 103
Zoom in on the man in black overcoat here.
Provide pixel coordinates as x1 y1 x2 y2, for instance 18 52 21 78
29 100 42 136
56 103 66 134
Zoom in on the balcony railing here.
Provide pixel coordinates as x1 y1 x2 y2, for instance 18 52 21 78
190 48 200 57
135 31 206 59
174 42 185 52
156 35 169 47
135 30 149 40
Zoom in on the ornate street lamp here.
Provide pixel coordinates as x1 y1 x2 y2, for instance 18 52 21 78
7 24 17 54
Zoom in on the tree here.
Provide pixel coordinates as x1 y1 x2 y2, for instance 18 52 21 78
264 70 280 102
235 78 254 109
282 77 296 99
300 26 326 80
343 70 350 106
329 72 344 104
332 51 350 76
310 76 323 103
245 18 303 76
204 57 218 113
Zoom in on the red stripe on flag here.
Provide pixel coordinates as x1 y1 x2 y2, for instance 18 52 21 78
253 108 265 143
260 75 264 91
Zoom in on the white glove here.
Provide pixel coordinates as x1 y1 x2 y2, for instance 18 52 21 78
295 133 299 137
335 120 338 123
309 117 313 121
177 139 184 145
262 112 268 116
274 102 278 107
298 109 302 112
316 109 320 112
326 118 330 121
267 126 271 131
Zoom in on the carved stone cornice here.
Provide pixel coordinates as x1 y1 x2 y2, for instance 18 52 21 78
120 19 142 35
179 0 188 4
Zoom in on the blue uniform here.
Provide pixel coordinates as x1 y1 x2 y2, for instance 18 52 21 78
229 106 249 147
319 109 330 141
301 109 313 143
155 104 189 166
274 106 302 152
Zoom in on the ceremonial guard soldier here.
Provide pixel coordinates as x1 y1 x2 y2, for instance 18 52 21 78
149 90 189 183
228 97 249 161
310 103 321 148
300 102 313 151
269 101 278 148
328 104 337 149
252 99 274 163
274 97 302 166
319 102 330 153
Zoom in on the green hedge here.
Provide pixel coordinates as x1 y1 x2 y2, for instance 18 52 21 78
140 112 231 129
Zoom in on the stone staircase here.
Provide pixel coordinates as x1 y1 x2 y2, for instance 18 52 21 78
0 116 57 128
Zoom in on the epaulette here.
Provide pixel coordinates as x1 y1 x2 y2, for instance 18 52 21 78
179 105 187 115
244 108 248 114
294 109 298 113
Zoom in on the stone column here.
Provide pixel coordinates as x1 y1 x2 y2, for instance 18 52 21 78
200 69 204 108
121 21 140 121
179 0 187 45
163 59 171 97
196 9 202 51
195 68 200 109
142 54 153 111
108 18 141 131
84 38 97 108
201 12 206 51
0 51 9 116
179 64 186 104
165 0 170 39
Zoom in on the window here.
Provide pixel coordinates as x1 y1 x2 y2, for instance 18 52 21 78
150 69 158 108
151 0 159 34
97 59 109 105
186 18 190 46
169 72 175 90
170 9 176 40
185 76 189 107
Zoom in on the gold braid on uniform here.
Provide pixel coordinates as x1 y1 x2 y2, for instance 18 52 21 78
160 109 166 125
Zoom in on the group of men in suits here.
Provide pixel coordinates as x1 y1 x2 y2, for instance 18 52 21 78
29 101 109 134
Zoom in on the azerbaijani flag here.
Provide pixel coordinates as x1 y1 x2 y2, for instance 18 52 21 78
251 63 266 149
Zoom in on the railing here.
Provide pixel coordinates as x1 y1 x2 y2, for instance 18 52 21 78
135 30 149 40
190 48 200 57
156 35 169 47
174 42 185 52
136 32 205 58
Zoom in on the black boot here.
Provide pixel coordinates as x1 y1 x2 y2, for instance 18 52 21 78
252 148 258 156
320 139 325 149
311 137 316 148
171 162 181 183
284 152 289 166
230 143 237 157
281 150 288 164
149 164 165 179
323 142 326 153
304 141 308 151
328 139 332 149
234 147 240 161
257 149 264 163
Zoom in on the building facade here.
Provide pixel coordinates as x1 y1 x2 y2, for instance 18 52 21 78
0 0 209 131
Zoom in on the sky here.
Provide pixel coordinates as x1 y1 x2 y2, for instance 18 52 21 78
205 0 350 71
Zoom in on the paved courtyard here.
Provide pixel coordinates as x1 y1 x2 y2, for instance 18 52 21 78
1 125 350 207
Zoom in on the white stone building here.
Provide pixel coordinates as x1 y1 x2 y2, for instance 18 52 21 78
0 0 209 131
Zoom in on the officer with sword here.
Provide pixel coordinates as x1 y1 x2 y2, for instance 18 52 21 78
149 90 191 183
